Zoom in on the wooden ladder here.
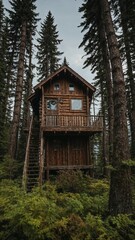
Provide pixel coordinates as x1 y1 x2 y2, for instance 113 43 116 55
22 116 40 191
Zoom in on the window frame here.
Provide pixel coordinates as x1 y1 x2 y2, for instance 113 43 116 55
71 99 83 111
46 99 58 111
69 83 74 91
54 83 60 91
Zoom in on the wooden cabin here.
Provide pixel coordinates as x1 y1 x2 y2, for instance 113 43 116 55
23 65 103 190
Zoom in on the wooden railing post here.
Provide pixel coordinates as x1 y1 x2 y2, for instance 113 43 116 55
44 114 103 131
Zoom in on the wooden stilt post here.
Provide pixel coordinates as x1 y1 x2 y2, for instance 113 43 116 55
46 139 49 180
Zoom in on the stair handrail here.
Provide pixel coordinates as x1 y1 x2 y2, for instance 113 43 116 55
22 115 33 191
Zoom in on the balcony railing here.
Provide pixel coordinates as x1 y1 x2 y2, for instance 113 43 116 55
43 115 103 132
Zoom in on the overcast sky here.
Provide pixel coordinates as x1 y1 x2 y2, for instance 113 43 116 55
3 0 94 85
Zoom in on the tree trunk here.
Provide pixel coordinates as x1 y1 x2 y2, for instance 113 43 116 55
100 76 108 176
9 21 27 159
26 33 33 128
98 16 114 165
101 0 132 215
119 0 135 159
17 33 33 161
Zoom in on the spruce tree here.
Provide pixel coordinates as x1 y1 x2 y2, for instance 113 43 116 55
0 1 11 160
36 11 63 81
79 0 114 168
111 0 135 159
79 0 132 214
62 56 69 66
6 0 39 159
0 0 6 159
100 0 132 214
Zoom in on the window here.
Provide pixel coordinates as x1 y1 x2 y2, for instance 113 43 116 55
69 83 74 91
71 99 82 110
47 99 58 110
54 83 60 91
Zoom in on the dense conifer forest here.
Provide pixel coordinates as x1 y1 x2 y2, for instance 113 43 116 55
0 0 135 239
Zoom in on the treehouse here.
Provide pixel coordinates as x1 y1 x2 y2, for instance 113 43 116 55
23 65 103 190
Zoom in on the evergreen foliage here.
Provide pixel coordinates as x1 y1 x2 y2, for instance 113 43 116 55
6 0 39 159
61 56 69 66
0 172 135 240
111 0 135 159
36 11 63 81
0 2 11 160
79 0 132 215
79 0 114 168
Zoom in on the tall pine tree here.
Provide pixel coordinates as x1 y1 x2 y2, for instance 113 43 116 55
36 11 63 81
79 0 132 214
101 0 132 215
111 0 135 159
79 0 114 169
6 0 39 159
0 1 11 160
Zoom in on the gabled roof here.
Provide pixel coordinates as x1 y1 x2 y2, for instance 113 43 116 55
29 65 95 100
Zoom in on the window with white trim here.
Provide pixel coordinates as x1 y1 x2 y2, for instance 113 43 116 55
71 99 82 110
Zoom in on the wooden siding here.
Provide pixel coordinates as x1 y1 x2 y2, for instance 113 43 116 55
44 77 86 95
43 76 90 117
38 77 103 132
45 136 89 168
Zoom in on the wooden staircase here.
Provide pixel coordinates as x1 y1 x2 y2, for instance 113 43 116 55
23 116 40 191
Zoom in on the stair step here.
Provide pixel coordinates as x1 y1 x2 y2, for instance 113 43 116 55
24 119 41 191
28 179 38 182
28 176 38 178
27 171 39 174
27 177 38 180
29 159 39 161
29 148 39 151
28 170 39 172
28 166 39 168
28 169 39 171
28 164 39 167
28 172 39 174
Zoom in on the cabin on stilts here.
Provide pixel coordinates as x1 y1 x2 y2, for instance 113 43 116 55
23 65 103 190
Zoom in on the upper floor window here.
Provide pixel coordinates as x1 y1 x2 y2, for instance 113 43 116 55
47 99 58 110
69 83 74 91
71 99 82 110
54 83 60 91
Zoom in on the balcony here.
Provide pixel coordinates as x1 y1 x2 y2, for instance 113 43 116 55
42 115 103 133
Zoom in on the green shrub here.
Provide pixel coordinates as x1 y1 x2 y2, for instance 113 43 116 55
55 170 89 193
0 154 22 180
105 214 135 240
0 178 134 240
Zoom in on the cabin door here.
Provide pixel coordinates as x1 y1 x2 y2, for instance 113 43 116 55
45 98 59 126
45 136 88 168
46 136 68 166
